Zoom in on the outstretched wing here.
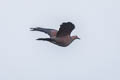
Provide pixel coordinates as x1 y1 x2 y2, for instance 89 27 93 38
56 22 75 37
30 27 58 37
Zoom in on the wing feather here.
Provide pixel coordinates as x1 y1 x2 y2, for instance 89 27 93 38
56 22 75 37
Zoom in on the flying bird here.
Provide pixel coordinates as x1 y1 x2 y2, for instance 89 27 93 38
30 22 80 47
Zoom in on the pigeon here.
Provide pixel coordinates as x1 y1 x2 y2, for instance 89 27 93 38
30 22 80 47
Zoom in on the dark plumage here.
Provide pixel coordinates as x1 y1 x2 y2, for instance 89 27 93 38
56 22 75 37
30 22 80 47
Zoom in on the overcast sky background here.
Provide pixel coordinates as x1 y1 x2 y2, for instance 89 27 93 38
0 0 120 80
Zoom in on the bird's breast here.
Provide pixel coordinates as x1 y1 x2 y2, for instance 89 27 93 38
54 37 72 47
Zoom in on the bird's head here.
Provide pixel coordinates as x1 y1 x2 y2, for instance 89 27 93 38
72 35 80 40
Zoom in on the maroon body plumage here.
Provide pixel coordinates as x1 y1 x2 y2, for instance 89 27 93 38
30 22 80 47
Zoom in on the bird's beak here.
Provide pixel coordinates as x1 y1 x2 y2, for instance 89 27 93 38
77 37 80 40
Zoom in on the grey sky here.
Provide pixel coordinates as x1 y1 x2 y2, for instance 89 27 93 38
0 0 120 80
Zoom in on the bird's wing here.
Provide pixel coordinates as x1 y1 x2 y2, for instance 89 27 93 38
56 22 75 37
36 38 55 42
30 27 58 37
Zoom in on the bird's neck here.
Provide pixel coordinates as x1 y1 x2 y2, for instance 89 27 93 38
71 36 76 40
70 36 76 43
